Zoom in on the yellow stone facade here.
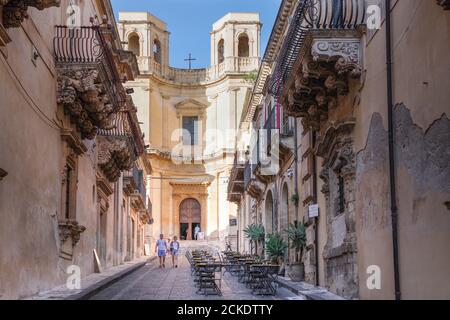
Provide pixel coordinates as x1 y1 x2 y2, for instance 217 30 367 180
117 12 261 244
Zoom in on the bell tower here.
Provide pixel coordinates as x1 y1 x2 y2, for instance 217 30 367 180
118 12 170 73
210 13 261 70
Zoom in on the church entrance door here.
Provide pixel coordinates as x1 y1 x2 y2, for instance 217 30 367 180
179 198 201 240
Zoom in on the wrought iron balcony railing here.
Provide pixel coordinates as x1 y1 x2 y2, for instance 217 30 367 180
269 0 366 96
54 26 126 106
54 25 129 139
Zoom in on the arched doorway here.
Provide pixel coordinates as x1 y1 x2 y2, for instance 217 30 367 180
179 198 201 240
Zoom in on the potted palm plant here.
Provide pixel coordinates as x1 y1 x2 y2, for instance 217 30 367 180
243 223 265 256
265 233 288 266
284 221 306 282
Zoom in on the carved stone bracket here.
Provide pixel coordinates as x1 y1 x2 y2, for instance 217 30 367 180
246 178 265 200
57 67 118 140
3 0 61 28
58 219 86 246
283 32 362 132
311 38 362 77
0 168 7 181
437 0 450 10
98 137 135 183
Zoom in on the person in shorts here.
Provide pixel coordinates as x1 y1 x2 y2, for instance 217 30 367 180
155 234 168 268
170 236 180 268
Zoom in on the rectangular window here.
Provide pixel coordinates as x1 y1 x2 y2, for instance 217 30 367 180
62 156 78 220
182 116 198 145
338 175 345 214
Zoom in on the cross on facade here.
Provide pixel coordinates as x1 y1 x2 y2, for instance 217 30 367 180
184 53 196 69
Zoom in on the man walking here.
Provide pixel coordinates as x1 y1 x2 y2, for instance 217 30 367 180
155 234 168 268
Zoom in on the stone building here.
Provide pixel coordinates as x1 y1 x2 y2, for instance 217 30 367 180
117 12 261 246
0 0 152 299
228 0 450 299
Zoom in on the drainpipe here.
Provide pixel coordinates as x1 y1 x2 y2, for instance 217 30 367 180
294 120 299 222
312 131 319 286
385 0 401 301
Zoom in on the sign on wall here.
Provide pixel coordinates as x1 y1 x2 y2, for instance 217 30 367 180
308 204 319 219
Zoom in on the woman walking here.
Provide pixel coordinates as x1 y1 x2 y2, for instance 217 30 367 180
170 236 180 268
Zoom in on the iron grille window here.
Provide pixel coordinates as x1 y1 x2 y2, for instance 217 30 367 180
182 116 199 146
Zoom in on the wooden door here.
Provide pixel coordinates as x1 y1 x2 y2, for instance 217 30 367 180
179 198 201 240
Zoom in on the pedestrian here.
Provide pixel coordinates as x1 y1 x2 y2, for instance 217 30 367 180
194 224 200 240
170 236 180 268
155 234 168 268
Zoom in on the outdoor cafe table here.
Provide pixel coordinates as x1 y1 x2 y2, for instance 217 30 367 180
248 264 279 295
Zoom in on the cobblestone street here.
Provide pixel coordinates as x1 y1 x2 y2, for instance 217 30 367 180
90 247 301 300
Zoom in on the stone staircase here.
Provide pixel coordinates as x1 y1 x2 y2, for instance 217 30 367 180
178 240 225 254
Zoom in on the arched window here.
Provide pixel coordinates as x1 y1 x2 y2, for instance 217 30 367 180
153 39 162 64
217 39 224 64
238 34 249 57
128 33 140 57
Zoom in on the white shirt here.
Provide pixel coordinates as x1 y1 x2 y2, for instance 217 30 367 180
171 241 179 251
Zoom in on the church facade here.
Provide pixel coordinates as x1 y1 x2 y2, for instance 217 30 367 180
118 12 261 245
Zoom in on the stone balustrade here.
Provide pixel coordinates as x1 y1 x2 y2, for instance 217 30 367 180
137 56 259 84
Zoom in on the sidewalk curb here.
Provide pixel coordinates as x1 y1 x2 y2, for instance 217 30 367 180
67 256 157 300
276 277 346 300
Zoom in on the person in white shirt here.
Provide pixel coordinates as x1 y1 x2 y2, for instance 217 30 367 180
170 236 180 268
194 225 200 240
155 234 168 268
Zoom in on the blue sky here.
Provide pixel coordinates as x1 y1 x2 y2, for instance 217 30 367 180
111 0 281 68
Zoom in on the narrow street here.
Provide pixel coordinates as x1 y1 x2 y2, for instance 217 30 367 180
89 243 301 300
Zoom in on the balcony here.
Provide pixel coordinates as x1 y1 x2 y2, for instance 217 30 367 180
270 0 365 131
54 25 132 140
244 161 265 199
147 56 260 85
97 98 145 183
227 153 245 203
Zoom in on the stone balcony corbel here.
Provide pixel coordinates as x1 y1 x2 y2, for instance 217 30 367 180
98 136 134 183
2 0 60 28
247 177 265 200
131 192 146 211
58 219 86 247
437 0 450 10
282 30 363 132
0 168 7 181
57 68 118 140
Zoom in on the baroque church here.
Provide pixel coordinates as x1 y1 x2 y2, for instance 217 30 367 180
117 12 261 244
